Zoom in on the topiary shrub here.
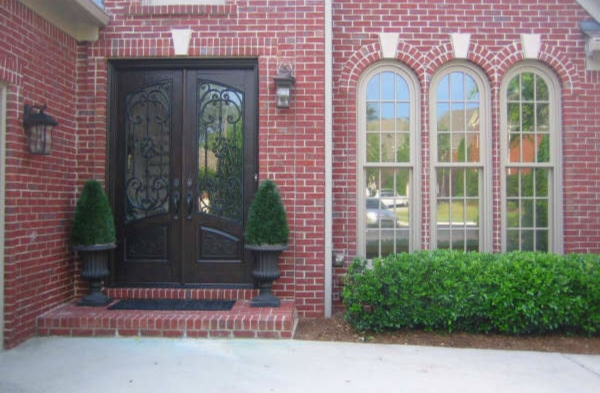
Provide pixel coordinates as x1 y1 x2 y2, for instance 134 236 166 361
71 180 116 246
245 179 289 246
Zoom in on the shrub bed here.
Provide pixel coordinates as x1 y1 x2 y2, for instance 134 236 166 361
342 250 600 335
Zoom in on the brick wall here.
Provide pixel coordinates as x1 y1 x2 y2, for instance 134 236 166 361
2 0 599 347
0 0 327 347
331 0 600 303
93 0 327 317
0 0 81 348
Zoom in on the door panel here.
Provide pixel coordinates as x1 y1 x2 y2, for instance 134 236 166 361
114 70 183 284
110 61 257 286
182 70 255 284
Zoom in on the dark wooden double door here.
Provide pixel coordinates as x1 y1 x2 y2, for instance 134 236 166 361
109 60 258 286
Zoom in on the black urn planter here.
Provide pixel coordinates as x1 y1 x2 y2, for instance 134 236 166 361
73 244 115 307
246 244 288 307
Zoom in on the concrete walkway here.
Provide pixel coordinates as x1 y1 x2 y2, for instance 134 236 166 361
0 337 598 393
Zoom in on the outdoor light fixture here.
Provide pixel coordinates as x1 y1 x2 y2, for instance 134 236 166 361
273 67 295 109
23 104 57 155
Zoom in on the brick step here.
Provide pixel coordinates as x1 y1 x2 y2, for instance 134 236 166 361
105 287 259 301
36 298 297 339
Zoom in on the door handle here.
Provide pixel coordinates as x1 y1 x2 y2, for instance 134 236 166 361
173 191 181 220
186 192 194 220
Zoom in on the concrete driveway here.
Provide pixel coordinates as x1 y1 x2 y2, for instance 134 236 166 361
0 337 598 393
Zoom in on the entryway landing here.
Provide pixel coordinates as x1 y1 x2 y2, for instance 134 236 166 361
36 288 296 339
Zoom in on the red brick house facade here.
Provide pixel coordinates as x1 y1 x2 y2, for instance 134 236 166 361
0 0 599 349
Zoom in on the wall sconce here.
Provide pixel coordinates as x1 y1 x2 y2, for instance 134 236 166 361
23 104 57 155
273 67 296 109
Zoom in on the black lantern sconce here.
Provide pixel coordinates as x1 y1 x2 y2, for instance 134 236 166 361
23 104 58 155
273 67 296 109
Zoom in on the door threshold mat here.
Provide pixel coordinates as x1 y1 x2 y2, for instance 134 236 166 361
107 299 236 311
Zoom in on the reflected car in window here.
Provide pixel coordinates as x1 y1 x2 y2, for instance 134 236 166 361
374 189 408 208
366 198 399 228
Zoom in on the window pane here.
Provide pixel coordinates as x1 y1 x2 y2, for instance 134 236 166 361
381 103 395 132
536 229 548 251
536 199 548 227
395 229 410 253
534 168 549 197
450 72 465 100
507 103 521 132
381 72 395 100
521 170 533 197
466 133 480 162
506 170 519 197
507 134 520 163
381 133 395 162
366 74 380 101
366 103 379 131
467 105 480 131
365 168 378 197
536 76 549 100
522 103 534 132
536 103 549 132
364 168 411 258
437 75 449 101
521 230 534 251
465 167 479 197
521 200 533 227
396 76 409 101
521 73 534 101
396 133 410 162
452 103 466 131
504 167 550 252
536 134 550 162
507 76 520 101
396 103 410 131
437 103 450 131
366 133 379 162
465 74 479 101
438 133 450 162
506 199 519 227
436 168 479 251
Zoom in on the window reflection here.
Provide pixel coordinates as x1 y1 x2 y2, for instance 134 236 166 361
434 70 483 251
362 67 415 259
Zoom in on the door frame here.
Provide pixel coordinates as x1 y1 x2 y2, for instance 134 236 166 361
106 58 259 287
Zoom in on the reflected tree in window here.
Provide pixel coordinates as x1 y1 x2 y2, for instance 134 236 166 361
434 71 482 251
505 72 551 251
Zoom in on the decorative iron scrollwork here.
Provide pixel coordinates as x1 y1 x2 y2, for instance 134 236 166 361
124 80 172 223
196 80 244 222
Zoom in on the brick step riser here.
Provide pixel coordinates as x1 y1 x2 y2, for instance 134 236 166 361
36 299 297 340
105 287 259 301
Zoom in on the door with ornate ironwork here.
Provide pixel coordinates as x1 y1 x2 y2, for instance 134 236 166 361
109 60 257 285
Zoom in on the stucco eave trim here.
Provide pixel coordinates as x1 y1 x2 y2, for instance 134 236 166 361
576 0 600 23
17 0 109 42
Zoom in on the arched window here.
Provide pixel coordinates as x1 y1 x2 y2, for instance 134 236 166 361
357 63 420 259
430 63 491 251
501 63 563 253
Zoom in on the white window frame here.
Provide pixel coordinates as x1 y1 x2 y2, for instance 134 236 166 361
429 61 492 252
500 61 563 253
357 61 421 258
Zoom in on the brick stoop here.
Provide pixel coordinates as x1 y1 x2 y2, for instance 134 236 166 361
36 289 297 339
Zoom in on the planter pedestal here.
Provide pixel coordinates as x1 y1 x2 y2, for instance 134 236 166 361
246 244 287 307
73 244 115 307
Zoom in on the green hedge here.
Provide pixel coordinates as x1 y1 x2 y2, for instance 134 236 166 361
342 250 600 335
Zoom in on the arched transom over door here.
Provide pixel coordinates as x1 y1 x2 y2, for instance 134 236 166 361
109 60 258 286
